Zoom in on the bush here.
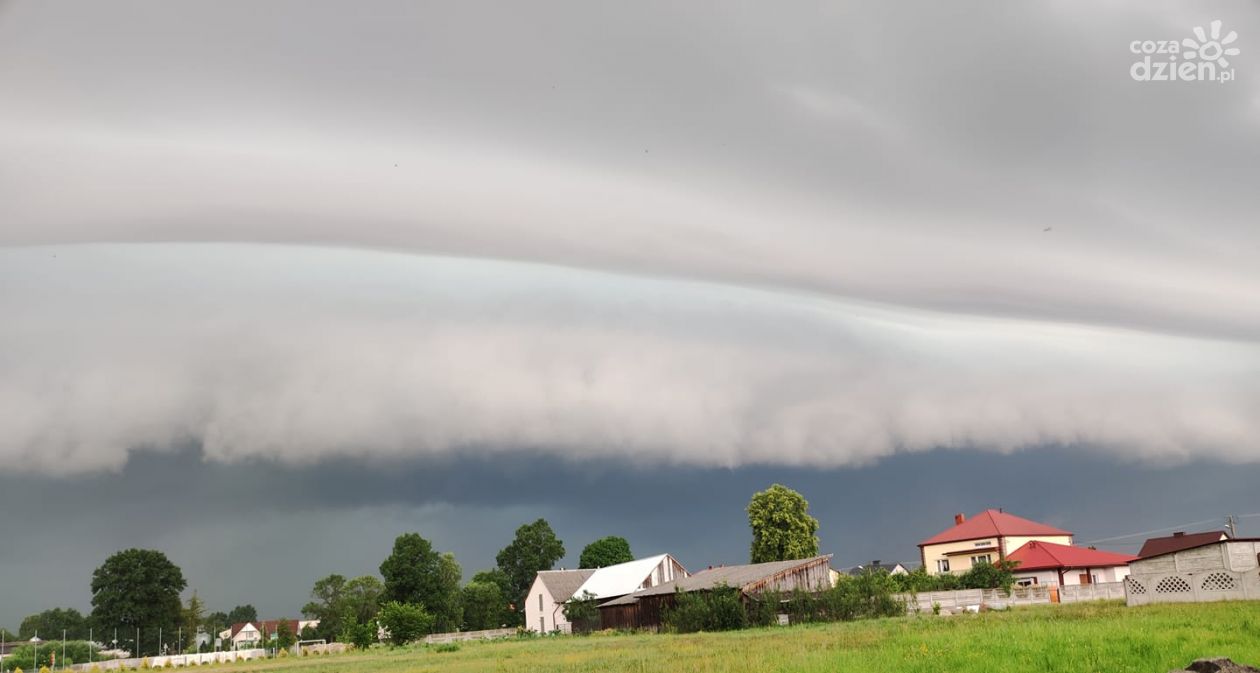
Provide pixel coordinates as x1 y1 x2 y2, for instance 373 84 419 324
561 591 600 634
340 621 377 650
4 641 100 669
661 585 747 633
431 643 460 653
378 602 434 646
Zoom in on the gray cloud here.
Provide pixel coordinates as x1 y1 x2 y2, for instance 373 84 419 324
1 244 1257 475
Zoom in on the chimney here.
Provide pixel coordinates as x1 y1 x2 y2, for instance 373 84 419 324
954 513 966 526
1173 531 1185 537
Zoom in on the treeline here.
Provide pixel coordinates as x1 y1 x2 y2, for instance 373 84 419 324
661 572 905 634
888 561 1019 594
302 521 639 646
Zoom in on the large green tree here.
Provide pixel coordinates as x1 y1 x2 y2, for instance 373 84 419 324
746 484 820 563
379 533 461 633
459 580 504 631
470 569 517 627
495 519 565 619
301 574 383 641
578 536 634 569
18 608 88 639
89 549 187 656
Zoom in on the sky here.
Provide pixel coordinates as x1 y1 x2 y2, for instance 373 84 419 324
1 0 1259 628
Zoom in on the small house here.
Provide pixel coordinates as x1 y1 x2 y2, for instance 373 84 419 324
1004 540 1135 586
919 509 1073 575
1125 535 1260 605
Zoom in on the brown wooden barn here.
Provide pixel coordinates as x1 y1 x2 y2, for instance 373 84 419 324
597 555 833 630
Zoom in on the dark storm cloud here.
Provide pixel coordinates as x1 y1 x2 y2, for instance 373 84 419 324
2 447 1257 628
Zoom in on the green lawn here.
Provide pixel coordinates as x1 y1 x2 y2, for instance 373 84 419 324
245 601 1259 673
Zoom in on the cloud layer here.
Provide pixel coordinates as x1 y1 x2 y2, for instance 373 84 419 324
2 244 1256 474
1 1 1259 474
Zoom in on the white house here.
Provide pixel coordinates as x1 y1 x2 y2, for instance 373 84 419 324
525 554 688 633
218 620 319 649
525 568 595 634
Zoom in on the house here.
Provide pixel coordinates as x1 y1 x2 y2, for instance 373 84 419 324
525 554 688 633
218 620 319 649
838 560 910 576
1004 540 1136 587
525 568 595 634
1125 535 1260 605
919 510 1073 575
1137 530 1230 558
598 555 834 630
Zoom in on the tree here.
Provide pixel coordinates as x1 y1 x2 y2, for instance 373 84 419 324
470 570 517 627
495 519 565 619
302 574 383 642
379 534 461 634
89 549 187 656
274 619 296 651
0 627 17 642
225 605 257 626
376 602 432 647
746 484 819 563
459 581 503 631
340 621 376 650
579 536 634 569
182 593 205 651
18 608 87 640
561 591 599 634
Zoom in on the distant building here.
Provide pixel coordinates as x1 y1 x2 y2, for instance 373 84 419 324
1004 540 1135 587
1137 530 1230 558
598 555 834 630
218 620 319 649
524 568 595 635
918 509 1073 575
526 554 687 634
837 560 910 576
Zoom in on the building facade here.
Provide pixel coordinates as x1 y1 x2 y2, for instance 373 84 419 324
918 510 1073 575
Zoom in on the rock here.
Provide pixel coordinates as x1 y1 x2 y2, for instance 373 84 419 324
1170 658 1260 673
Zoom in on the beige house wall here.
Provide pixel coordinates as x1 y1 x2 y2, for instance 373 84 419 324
922 534 1073 575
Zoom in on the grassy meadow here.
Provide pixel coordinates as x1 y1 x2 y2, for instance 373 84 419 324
241 601 1257 673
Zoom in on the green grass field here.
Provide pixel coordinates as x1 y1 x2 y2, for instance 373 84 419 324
250 601 1258 673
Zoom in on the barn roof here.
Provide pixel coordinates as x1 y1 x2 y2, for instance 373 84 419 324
571 554 682 600
1005 540 1135 571
534 568 596 603
598 555 832 607
1137 531 1229 559
919 510 1072 547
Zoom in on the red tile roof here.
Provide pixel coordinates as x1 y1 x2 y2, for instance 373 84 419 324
918 509 1072 547
1006 540 1136 571
1137 531 1229 559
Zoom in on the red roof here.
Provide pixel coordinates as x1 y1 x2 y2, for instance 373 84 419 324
1137 531 1229 559
918 509 1072 547
1006 540 1136 571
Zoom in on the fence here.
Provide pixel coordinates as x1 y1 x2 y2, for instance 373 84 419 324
423 628 515 644
897 582 1125 614
1125 570 1260 606
64 649 266 672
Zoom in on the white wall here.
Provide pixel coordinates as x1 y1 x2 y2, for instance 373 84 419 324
524 575 570 634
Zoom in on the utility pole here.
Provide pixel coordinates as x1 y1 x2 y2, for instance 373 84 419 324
1226 515 1238 539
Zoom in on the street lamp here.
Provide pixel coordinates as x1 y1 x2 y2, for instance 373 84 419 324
29 635 42 671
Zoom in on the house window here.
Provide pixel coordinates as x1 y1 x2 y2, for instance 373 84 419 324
1016 577 1037 587
936 559 950 572
538 594 543 611
970 554 992 565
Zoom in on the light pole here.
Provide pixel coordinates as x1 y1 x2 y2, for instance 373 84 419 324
30 635 41 671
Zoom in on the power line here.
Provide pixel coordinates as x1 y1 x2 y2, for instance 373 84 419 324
1078 516 1227 545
